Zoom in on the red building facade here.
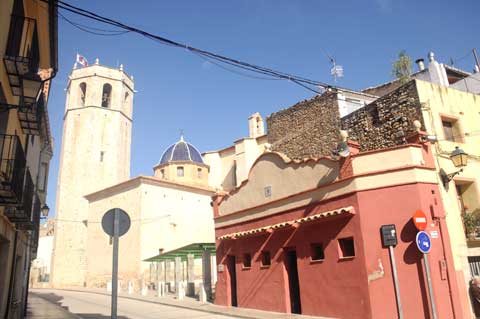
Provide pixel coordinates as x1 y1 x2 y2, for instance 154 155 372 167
213 141 464 318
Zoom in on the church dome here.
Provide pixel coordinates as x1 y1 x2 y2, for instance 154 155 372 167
159 135 204 165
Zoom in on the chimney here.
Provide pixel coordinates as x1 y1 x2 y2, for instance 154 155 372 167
415 58 425 71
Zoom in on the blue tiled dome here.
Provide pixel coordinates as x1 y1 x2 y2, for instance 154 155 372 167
159 136 204 165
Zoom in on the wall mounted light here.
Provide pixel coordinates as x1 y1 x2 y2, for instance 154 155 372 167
440 146 468 188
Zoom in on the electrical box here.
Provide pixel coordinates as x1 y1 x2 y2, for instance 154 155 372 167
380 224 398 247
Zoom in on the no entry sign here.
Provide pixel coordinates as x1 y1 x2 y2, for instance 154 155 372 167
413 210 428 231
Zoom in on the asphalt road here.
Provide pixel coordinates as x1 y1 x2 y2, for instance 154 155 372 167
31 289 239 319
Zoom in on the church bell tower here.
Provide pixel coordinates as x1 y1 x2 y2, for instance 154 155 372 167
51 60 134 287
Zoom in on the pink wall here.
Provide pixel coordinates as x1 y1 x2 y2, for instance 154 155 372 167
215 182 459 318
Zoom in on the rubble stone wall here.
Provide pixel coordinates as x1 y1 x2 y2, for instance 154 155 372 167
266 92 341 159
265 81 425 159
341 80 425 151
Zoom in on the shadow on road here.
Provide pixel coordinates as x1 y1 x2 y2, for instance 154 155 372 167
31 292 131 319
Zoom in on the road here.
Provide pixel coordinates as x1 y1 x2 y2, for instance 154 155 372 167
30 289 239 319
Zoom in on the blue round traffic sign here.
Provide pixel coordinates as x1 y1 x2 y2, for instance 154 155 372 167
416 231 432 254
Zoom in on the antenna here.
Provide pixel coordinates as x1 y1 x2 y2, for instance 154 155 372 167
330 57 344 83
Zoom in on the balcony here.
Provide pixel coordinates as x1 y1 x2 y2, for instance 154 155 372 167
3 14 42 104
18 92 44 135
0 135 35 223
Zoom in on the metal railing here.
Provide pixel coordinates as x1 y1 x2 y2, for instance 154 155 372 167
4 14 40 76
0 135 27 199
0 135 36 224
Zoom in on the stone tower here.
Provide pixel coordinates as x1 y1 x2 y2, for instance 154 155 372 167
51 61 134 287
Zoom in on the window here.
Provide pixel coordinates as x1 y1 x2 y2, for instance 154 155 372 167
243 253 251 268
79 82 87 106
100 151 104 162
338 237 355 258
441 116 463 143
455 180 480 237
102 83 112 108
442 120 454 141
197 168 202 178
177 166 184 177
160 169 165 179
124 92 129 110
261 251 271 267
311 243 325 261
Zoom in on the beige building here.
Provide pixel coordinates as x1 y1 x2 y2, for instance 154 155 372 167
51 61 134 288
203 112 268 191
83 136 215 289
0 0 57 317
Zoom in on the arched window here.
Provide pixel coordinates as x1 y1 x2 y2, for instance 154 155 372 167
102 83 112 108
79 82 87 106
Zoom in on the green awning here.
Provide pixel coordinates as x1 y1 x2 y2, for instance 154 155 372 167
144 242 216 262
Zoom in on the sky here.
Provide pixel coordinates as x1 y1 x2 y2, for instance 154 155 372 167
45 0 480 217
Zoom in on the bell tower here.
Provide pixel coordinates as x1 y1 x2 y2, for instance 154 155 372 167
51 60 134 287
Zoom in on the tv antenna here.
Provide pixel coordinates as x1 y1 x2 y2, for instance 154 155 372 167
329 56 344 83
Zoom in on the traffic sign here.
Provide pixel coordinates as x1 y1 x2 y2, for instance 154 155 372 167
413 210 428 231
416 231 432 254
102 208 131 237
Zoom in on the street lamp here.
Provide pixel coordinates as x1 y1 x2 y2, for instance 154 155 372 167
441 146 468 188
21 74 44 105
40 204 49 219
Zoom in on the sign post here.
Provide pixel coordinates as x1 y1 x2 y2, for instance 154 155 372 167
102 208 131 319
381 224 402 319
415 230 437 319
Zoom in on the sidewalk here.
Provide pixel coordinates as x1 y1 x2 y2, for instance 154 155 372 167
26 294 80 319
31 288 330 319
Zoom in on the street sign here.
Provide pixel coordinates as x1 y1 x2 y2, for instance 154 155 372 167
102 208 131 237
413 210 428 231
416 231 432 254
101 208 131 319
380 224 398 247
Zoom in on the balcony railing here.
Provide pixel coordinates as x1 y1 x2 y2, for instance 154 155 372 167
0 135 35 224
0 135 26 202
3 14 41 99
18 92 44 135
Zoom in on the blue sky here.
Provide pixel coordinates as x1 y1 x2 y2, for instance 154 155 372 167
45 0 480 216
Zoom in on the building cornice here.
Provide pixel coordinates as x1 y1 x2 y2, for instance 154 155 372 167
215 160 438 229
85 175 215 202
64 105 132 122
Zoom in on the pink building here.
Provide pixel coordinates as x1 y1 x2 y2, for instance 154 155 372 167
213 138 464 318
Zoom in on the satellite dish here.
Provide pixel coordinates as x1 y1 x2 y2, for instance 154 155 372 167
336 141 350 158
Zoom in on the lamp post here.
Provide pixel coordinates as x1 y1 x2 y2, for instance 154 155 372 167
441 146 468 188
40 204 49 219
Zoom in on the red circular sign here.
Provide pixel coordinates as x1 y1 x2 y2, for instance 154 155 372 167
413 210 428 231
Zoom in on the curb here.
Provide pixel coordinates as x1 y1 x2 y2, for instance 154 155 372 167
37 288 255 319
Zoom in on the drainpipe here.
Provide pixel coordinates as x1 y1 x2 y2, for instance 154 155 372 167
5 231 18 319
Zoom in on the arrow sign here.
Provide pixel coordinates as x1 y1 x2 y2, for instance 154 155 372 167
416 231 432 254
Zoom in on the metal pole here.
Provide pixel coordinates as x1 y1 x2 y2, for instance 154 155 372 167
423 253 437 319
111 209 119 319
388 246 403 319
473 48 480 71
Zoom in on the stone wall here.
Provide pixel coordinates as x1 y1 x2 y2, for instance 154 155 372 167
341 80 425 151
265 81 426 159
266 92 340 159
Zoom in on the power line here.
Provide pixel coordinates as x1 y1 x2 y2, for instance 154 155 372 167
59 12 130 36
42 0 333 94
